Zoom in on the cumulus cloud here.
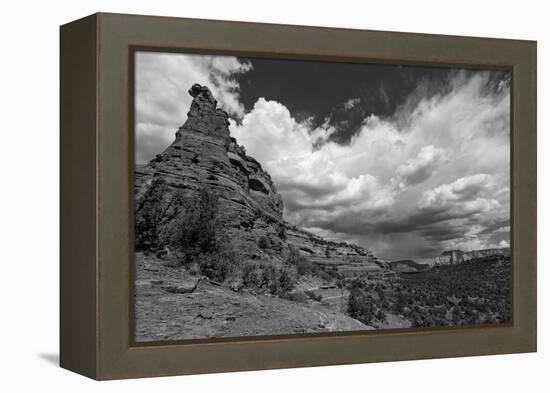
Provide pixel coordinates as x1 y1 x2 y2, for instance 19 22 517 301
135 51 252 163
417 174 494 210
230 70 510 259
396 145 446 186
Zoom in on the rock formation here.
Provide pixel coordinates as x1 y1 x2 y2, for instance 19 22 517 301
135 83 380 274
418 247 511 266
135 83 287 258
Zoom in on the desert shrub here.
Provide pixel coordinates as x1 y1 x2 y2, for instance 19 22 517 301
135 178 185 251
277 266 295 294
276 224 287 240
249 263 297 296
286 247 302 265
394 292 408 313
195 248 236 282
305 290 323 302
242 262 261 287
286 247 318 276
347 289 377 324
169 186 220 263
188 262 200 276
261 263 278 291
257 235 269 250
167 186 238 281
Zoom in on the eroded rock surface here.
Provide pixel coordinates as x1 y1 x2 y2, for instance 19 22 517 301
419 247 511 266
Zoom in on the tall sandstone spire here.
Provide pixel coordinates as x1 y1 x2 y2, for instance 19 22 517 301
135 84 287 258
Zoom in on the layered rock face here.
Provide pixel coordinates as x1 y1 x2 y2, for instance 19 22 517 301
284 224 385 276
419 247 511 266
135 84 285 258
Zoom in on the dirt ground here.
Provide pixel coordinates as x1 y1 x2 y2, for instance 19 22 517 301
134 253 372 342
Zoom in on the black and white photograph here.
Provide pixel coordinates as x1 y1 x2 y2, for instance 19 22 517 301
133 51 511 342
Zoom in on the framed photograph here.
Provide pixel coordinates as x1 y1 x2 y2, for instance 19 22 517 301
60 13 537 380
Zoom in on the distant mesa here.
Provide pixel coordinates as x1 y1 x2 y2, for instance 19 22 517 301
417 247 511 267
388 260 430 273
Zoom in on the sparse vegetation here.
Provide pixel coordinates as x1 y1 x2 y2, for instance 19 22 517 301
276 266 295 295
134 178 185 251
305 290 323 302
257 235 269 250
347 287 378 324
286 247 318 276
239 261 296 297
241 261 261 287
164 186 237 281
345 256 511 327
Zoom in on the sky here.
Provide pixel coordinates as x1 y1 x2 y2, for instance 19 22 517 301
135 51 510 260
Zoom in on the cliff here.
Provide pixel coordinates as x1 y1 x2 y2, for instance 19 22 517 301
419 247 511 266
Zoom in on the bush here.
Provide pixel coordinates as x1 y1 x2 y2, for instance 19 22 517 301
188 262 200 276
347 289 377 324
135 178 185 251
257 235 269 250
167 186 238 281
261 264 279 294
286 247 318 276
305 290 323 302
169 186 220 263
243 262 297 296
242 262 261 287
277 266 295 295
276 224 287 240
195 248 236 282
395 292 408 313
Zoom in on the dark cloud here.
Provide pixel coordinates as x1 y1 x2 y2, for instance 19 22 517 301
236 58 455 144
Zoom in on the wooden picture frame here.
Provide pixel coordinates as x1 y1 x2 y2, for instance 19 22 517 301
60 12 537 380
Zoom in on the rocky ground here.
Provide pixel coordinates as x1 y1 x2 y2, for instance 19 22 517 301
135 252 371 342
134 253 511 341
